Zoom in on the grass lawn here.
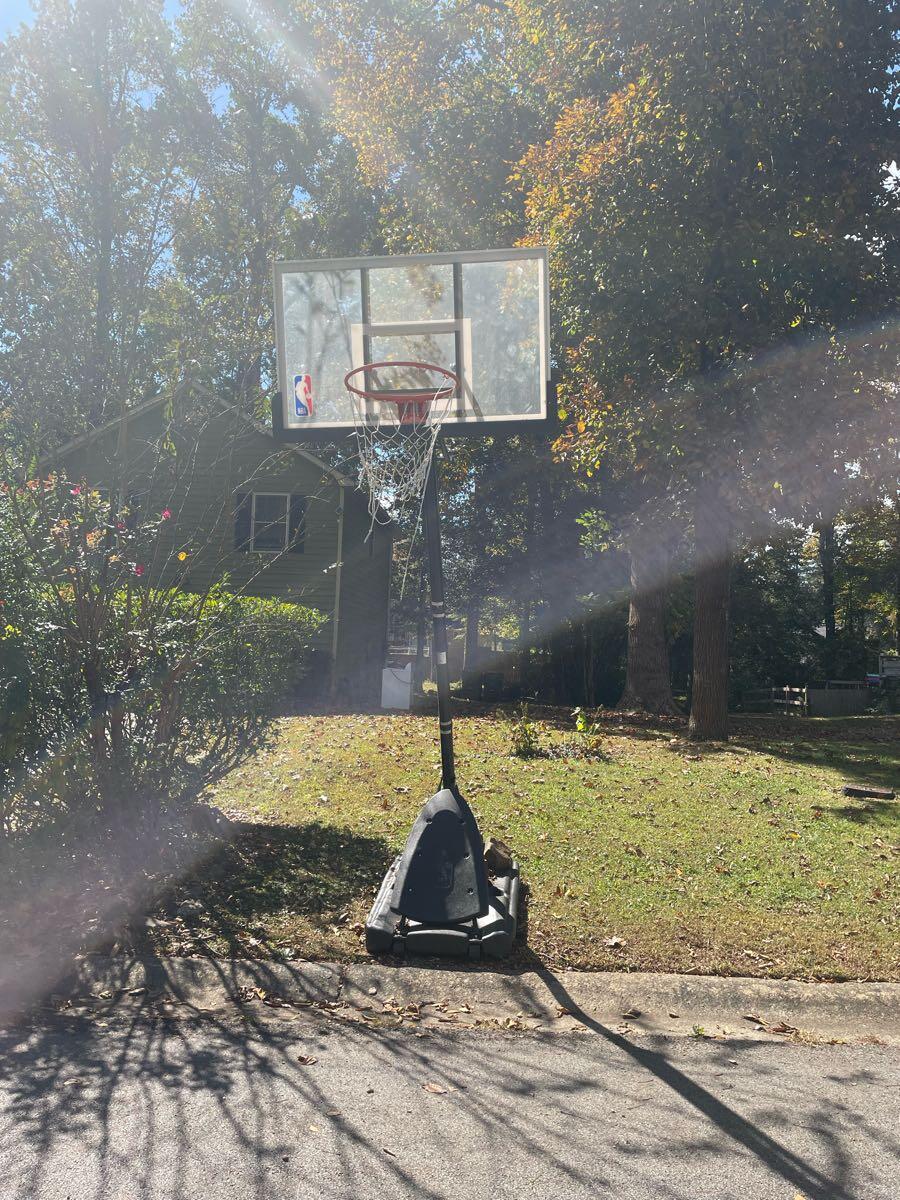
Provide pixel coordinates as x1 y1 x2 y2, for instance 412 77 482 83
160 708 899 982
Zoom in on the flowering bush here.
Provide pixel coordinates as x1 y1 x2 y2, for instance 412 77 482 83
0 473 324 836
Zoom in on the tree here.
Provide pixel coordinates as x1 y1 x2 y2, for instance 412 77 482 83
519 0 900 737
815 516 839 678
0 1 381 446
728 531 822 698
168 0 381 413
298 0 548 251
616 518 680 714
824 495 900 674
0 0 194 443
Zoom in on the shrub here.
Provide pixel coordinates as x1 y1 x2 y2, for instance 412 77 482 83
510 702 542 758
0 473 325 836
571 707 607 758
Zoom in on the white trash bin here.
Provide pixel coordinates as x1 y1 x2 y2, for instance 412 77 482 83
381 662 413 710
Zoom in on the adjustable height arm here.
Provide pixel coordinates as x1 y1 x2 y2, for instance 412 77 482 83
421 453 456 792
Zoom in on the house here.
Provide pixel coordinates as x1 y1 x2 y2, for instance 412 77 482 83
41 388 392 704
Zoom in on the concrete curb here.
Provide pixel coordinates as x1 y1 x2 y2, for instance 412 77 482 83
21 955 900 1043
342 963 900 1042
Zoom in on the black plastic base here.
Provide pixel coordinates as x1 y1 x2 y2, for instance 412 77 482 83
365 857 520 961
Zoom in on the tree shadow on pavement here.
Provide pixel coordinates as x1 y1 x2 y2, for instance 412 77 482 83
0 1000 449 1200
519 965 895 1200
1 974 896 1200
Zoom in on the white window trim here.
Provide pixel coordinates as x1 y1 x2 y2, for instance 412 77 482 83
250 492 291 554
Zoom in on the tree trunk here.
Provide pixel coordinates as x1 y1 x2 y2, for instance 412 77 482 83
413 578 427 694
519 470 538 681
617 526 678 714
816 518 837 678
688 484 731 741
88 9 114 426
83 656 117 814
583 621 595 707
517 597 531 680
464 599 481 672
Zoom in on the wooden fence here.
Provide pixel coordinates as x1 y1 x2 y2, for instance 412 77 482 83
740 681 871 717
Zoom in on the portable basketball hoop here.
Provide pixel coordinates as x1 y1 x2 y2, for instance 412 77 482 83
343 360 458 528
272 249 553 962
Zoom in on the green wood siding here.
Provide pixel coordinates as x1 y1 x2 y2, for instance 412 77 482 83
334 503 393 704
46 403 392 698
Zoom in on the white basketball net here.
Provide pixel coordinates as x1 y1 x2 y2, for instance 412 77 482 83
347 375 456 528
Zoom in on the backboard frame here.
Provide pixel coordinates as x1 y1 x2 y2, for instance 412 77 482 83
271 247 554 443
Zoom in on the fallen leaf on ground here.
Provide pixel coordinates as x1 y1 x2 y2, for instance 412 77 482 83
769 1021 798 1036
297 1055 318 1066
422 1081 449 1094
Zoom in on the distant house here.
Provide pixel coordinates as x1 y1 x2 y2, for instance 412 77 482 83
41 388 392 703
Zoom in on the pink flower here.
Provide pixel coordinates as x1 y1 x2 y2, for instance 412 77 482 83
161 508 172 520
134 564 145 577
70 485 81 496
117 521 126 530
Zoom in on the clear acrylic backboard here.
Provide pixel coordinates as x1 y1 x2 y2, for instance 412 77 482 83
272 247 551 439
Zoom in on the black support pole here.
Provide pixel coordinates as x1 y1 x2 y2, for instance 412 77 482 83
422 450 456 793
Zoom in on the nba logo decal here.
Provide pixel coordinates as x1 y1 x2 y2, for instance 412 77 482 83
293 373 313 418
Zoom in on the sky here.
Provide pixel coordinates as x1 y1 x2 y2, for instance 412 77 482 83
0 0 34 38
0 0 184 39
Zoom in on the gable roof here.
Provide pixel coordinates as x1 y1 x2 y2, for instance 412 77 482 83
39 383 354 488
